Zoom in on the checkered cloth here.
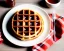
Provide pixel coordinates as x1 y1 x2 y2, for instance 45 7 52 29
0 32 3 44
32 14 64 51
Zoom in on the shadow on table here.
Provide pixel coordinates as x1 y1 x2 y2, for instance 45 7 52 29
55 19 62 39
37 0 49 8
27 47 32 51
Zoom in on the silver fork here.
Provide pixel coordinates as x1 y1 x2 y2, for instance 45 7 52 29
52 11 56 42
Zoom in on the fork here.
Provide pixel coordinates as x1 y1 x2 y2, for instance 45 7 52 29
52 10 56 42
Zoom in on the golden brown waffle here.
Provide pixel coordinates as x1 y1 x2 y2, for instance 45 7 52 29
12 9 44 41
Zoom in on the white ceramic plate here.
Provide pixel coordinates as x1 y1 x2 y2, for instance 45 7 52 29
2 4 50 47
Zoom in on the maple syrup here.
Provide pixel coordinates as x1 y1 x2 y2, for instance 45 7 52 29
48 0 60 4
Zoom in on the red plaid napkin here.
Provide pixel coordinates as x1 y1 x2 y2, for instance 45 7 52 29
0 32 3 44
32 14 64 51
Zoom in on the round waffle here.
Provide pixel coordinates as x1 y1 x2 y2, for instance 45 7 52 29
12 9 44 41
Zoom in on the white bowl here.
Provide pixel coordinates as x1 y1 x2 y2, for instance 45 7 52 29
45 0 61 8
2 4 50 47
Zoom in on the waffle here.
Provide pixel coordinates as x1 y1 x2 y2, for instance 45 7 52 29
12 9 44 41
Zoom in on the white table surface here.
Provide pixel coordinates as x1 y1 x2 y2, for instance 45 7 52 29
0 0 64 51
